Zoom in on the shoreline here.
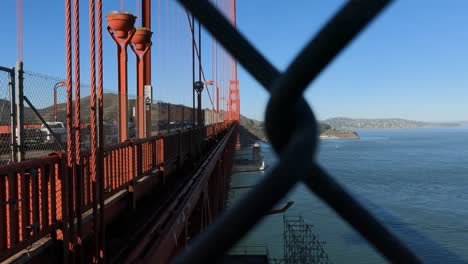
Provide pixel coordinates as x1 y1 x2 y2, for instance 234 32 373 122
319 136 359 140
320 129 359 140
350 126 465 130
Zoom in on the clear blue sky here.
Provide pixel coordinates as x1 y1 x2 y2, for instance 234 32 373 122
236 0 468 122
0 1 467 122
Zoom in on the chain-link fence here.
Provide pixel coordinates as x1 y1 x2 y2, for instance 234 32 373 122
173 0 421 263
22 71 67 159
0 67 13 164
2 68 223 162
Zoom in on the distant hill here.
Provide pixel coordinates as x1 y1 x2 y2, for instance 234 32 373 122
323 117 463 130
239 115 267 144
238 115 355 144
13 93 194 125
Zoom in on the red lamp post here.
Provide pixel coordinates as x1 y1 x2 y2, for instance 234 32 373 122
205 80 220 124
130 27 152 138
106 11 136 142
53 81 66 122
204 80 219 114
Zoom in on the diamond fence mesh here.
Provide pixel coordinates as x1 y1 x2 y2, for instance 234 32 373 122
0 68 13 164
173 0 421 263
22 71 67 159
7 69 215 160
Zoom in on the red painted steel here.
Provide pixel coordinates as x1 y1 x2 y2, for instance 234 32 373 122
142 0 152 138
53 82 66 122
0 122 236 262
73 0 81 166
130 28 152 139
96 0 106 260
229 80 240 121
63 0 74 261
0 155 63 261
107 12 136 142
125 123 237 263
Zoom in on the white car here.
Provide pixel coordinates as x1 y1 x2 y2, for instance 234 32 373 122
40 122 67 143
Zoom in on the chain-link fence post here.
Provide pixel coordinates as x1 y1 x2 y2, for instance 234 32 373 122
14 61 24 161
8 68 17 163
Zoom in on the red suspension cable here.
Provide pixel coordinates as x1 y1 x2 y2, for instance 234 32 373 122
89 0 97 183
96 0 106 260
65 0 74 167
73 0 81 165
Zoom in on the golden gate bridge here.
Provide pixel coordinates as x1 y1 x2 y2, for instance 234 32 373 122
1 0 239 262
0 0 424 263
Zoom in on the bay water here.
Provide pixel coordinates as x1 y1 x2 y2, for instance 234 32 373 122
230 127 468 263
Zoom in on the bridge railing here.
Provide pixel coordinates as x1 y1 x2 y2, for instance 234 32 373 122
0 121 233 261
0 154 63 259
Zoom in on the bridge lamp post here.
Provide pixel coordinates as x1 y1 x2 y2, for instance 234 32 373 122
205 80 220 124
219 96 227 121
53 81 66 122
193 81 204 127
204 80 219 113
106 11 136 142
130 27 153 138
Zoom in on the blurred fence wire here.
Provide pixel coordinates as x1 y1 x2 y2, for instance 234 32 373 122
173 0 422 263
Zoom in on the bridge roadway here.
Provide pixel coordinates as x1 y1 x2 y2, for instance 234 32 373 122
0 121 238 263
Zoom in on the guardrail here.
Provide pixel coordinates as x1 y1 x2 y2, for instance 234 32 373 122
0 154 63 260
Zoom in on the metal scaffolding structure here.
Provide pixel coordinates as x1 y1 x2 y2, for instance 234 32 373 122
283 215 331 264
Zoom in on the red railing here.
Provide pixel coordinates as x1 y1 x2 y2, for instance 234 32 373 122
0 121 233 261
0 154 63 260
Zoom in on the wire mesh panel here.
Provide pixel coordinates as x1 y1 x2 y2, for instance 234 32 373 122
0 68 13 164
22 71 67 158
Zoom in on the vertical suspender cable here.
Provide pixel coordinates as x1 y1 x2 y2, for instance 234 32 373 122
216 32 218 114
72 0 83 258
17 0 23 61
64 0 74 260
172 0 176 119
211 32 215 122
88 1 99 261
198 19 202 119
198 21 201 83
64 0 74 184
158 0 161 131
136 0 140 26
74 0 81 166
166 0 170 129
96 0 106 260
192 14 195 125
89 0 97 203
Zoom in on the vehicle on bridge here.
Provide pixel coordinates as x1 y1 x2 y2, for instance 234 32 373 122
40 121 67 143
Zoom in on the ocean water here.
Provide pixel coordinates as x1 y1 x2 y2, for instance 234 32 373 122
230 127 468 263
